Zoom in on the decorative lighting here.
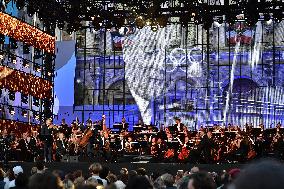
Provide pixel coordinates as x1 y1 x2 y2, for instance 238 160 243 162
0 66 52 99
0 12 55 53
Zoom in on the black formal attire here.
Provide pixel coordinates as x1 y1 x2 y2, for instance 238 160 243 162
173 123 185 132
0 136 10 162
29 137 38 160
55 139 67 161
121 122 129 131
18 138 32 161
198 135 213 163
40 124 53 162
59 123 71 138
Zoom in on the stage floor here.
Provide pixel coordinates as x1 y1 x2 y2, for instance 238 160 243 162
5 162 244 176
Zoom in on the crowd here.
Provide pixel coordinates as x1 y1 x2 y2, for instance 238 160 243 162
0 159 283 189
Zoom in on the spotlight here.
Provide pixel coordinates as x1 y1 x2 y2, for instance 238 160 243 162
9 38 18 49
21 94 28 104
23 43 30 54
34 65 41 72
266 19 273 25
9 92 15 101
22 59 29 68
11 56 17 64
9 107 15 115
34 112 40 120
33 97 40 107
151 24 158 32
34 49 42 59
22 110 28 117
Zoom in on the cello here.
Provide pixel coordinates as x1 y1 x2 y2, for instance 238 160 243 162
79 127 93 148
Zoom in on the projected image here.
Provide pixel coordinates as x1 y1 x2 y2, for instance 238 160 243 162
74 19 284 128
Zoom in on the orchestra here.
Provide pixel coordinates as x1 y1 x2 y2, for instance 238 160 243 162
0 116 284 163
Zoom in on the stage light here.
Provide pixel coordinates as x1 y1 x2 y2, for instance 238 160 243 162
33 97 40 107
23 43 30 54
34 112 40 120
22 60 29 68
34 49 42 59
11 56 16 64
9 38 18 49
21 94 28 104
34 65 41 72
22 110 28 117
0 52 4 60
9 107 15 115
266 19 273 25
9 91 15 101
151 23 158 32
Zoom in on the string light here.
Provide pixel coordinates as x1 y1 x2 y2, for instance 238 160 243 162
0 12 55 53
0 65 52 99
0 119 37 133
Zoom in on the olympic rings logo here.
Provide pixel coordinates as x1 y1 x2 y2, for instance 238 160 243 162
166 47 204 76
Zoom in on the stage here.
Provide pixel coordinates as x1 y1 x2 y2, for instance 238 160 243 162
5 162 244 176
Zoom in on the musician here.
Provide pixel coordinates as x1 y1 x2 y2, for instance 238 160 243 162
0 129 10 162
121 117 129 131
55 132 67 161
18 132 32 161
59 118 71 139
28 130 39 161
87 119 103 160
198 130 213 163
156 137 167 160
40 118 54 162
173 117 185 132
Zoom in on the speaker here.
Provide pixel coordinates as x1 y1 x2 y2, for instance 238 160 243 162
61 155 69 162
69 156 79 162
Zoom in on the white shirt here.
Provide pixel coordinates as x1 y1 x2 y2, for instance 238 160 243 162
7 179 15 189
4 177 10 189
92 175 107 187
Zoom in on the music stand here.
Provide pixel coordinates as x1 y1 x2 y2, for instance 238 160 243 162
167 141 180 149
133 126 144 132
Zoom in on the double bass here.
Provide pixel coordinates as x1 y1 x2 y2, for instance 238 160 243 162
79 128 93 148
